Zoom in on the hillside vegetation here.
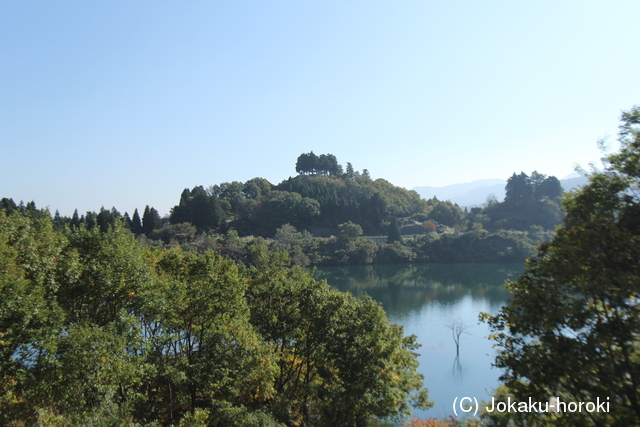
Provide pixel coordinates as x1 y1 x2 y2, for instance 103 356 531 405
1 152 565 266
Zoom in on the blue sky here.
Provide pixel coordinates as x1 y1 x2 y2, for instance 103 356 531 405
2 1 639 216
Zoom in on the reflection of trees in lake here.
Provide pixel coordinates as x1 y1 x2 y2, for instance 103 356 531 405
314 263 524 317
452 355 463 384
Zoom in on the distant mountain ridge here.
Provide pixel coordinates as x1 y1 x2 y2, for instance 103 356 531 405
413 175 590 208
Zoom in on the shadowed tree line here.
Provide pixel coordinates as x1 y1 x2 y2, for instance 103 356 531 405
2 151 565 267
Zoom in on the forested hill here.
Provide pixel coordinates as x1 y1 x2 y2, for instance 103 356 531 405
166 153 429 237
1 152 566 265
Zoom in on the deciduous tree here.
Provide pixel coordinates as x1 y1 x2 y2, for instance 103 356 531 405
482 106 640 426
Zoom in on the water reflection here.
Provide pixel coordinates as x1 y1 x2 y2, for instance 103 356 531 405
314 263 525 418
452 356 463 384
314 263 524 318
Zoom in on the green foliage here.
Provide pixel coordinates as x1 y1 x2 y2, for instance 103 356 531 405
246 252 431 426
375 242 415 264
0 211 66 423
482 107 640 426
96 206 122 233
427 201 465 229
276 174 427 235
170 187 224 232
484 171 564 231
273 224 320 266
295 152 343 176
242 177 272 199
0 209 426 426
387 217 403 244
412 229 536 263
152 222 197 244
0 197 18 214
148 249 278 422
131 208 144 235
337 221 363 244
142 205 162 236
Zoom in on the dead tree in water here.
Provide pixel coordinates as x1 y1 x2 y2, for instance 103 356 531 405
448 320 470 356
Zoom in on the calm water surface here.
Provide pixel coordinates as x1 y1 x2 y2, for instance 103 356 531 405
314 263 524 419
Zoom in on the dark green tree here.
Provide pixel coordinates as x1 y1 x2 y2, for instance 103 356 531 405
387 216 403 244
96 207 111 233
130 208 143 235
345 162 355 178
170 188 192 224
242 177 272 199
296 151 319 175
484 171 564 231
504 172 534 205
170 186 224 232
70 209 81 230
336 221 363 245
428 201 464 229
53 210 65 230
537 175 563 201
482 106 640 426
142 205 161 237
84 211 97 230
0 198 18 214
317 154 343 176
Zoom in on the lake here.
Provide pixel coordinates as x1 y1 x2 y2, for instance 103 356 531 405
314 263 525 420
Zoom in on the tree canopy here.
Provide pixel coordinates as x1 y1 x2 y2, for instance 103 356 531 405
295 152 343 176
482 106 640 426
0 208 430 426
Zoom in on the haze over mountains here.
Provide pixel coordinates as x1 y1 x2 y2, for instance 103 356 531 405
413 174 589 208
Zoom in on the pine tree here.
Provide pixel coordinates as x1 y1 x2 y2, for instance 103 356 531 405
70 209 81 229
142 206 161 237
131 208 143 235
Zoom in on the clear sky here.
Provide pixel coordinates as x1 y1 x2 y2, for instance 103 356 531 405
2 1 639 216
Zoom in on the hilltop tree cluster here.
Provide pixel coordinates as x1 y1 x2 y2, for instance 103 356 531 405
3 151 566 266
295 152 343 176
482 171 563 230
